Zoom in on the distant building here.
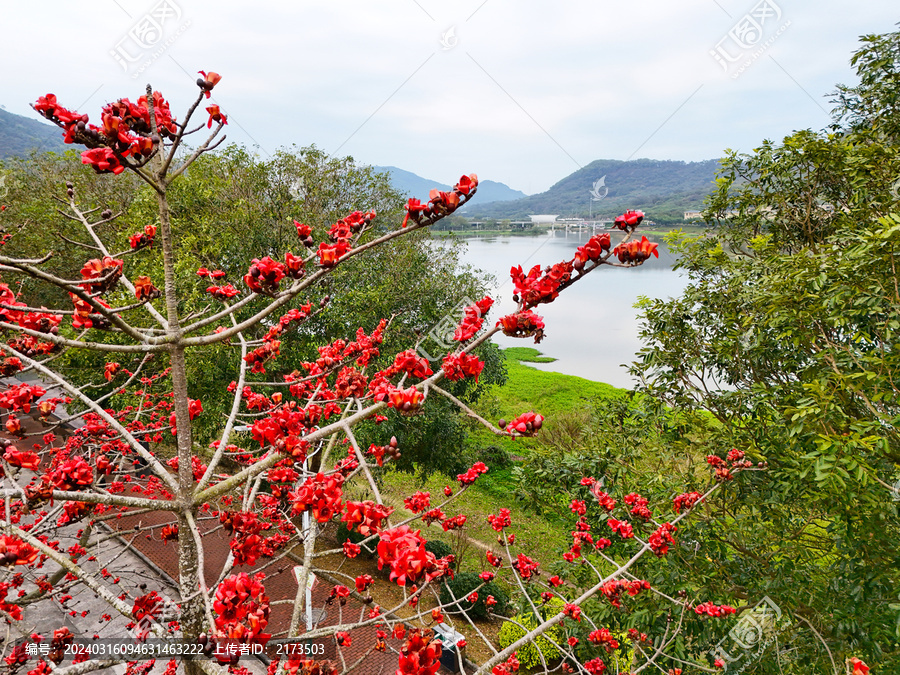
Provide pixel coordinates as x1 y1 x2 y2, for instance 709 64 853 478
684 211 703 220
528 214 559 224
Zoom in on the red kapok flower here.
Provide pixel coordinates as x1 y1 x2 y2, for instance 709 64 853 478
612 236 659 264
503 411 544 436
205 105 227 128
694 602 737 618
563 603 581 621
487 508 511 532
441 352 484 382
342 500 394 537
317 241 350 268
404 491 431 514
673 491 703 513
290 473 344 523
614 209 644 230
212 572 270 652
51 457 94 490
607 518 634 539
389 350 433 379
4 447 40 470
244 257 287 293
294 220 312 239
497 310 545 342
377 526 441 586
452 296 493 341
103 362 121 382
648 522 677 557
81 148 125 175
132 591 164 639
134 275 159 301
161 524 179 543
387 386 424 416
396 629 442 675
0 535 38 566
197 71 222 97
343 540 361 558
455 174 478 196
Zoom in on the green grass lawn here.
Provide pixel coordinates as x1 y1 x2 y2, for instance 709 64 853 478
466 347 626 453
494 347 624 416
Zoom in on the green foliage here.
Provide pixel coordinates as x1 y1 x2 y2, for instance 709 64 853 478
423 538 453 561
475 444 513 470
498 598 564 670
439 571 510 619
512 394 694 511
833 28 900 142
495 349 623 415
565 628 635 673
629 27 900 672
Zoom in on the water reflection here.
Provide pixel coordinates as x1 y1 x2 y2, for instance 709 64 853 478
450 229 688 388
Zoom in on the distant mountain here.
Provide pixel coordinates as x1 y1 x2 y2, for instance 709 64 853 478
373 166 528 205
466 158 722 224
0 108 68 159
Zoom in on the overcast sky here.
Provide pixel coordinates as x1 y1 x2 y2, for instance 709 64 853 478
2 1 897 194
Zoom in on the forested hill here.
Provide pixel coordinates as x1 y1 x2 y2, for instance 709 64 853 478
467 158 721 224
0 108 68 159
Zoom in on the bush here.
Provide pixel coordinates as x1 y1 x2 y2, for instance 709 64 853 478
477 444 513 470
424 539 454 561
335 521 377 557
439 572 509 619
498 598 564 670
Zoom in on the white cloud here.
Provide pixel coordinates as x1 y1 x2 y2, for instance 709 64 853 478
1 0 897 192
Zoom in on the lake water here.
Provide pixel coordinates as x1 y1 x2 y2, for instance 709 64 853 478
450 229 688 388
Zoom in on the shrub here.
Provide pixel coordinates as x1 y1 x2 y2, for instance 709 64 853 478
424 539 454 561
498 598 565 669
477 444 513 469
335 521 377 557
439 571 509 619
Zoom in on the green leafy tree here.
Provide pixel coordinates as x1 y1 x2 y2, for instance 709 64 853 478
631 28 900 672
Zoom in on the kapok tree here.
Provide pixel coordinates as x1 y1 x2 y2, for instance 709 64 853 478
0 73 765 675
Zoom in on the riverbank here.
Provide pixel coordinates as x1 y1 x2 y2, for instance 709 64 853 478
431 227 550 238
465 347 626 454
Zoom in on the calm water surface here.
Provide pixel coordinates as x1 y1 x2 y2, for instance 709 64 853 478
453 230 688 388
